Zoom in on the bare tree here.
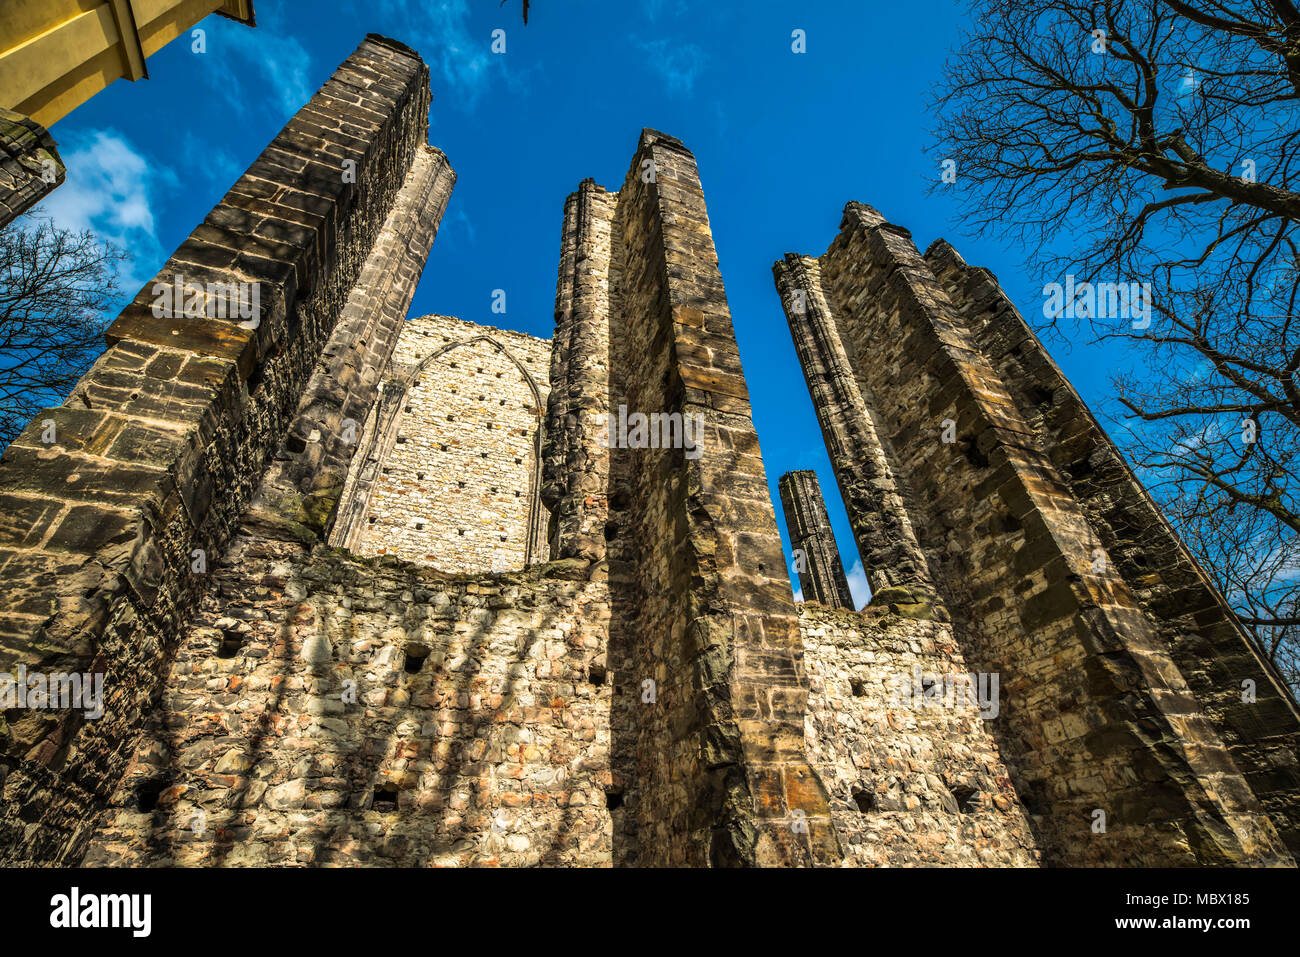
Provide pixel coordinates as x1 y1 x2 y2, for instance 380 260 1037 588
932 0 1300 687
0 212 126 448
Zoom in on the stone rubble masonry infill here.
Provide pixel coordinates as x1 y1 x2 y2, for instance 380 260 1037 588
82 536 612 867
0 30 1296 868
331 314 551 574
799 602 1039 866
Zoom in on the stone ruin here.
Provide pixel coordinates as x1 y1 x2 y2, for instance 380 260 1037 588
0 35 1296 867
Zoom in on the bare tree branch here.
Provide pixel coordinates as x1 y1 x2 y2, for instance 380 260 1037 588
0 211 126 448
933 0 1300 688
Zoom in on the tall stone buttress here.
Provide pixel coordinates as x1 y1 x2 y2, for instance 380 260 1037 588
0 35 451 865
243 141 455 541
774 253 936 606
542 178 616 565
776 202 1300 866
779 470 854 610
543 130 840 866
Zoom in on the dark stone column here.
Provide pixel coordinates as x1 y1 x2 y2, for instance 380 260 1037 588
0 108 64 228
773 252 938 611
779 470 853 609
541 178 616 565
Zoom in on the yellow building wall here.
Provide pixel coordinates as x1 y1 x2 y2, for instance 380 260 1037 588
0 0 253 129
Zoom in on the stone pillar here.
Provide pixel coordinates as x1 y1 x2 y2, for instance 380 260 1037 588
0 108 64 228
245 143 456 541
778 470 853 609
925 236 1300 859
780 200 1292 866
605 129 839 867
542 178 616 564
773 254 937 609
0 35 440 865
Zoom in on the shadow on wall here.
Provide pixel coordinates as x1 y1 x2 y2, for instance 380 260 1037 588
83 536 614 867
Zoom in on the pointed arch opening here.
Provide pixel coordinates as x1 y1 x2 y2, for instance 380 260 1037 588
330 334 550 572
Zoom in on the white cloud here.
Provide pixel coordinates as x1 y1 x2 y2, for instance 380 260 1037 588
445 206 477 247
38 129 174 292
792 584 803 603
375 0 509 110
713 100 729 136
636 37 707 95
199 7 313 122
845 560 870 610
235 35 313 118
181 131 241 193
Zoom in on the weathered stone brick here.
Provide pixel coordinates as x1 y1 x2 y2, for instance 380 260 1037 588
0 45 1293 870
776 203 1299 866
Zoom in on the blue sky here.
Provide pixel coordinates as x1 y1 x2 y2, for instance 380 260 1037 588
43 0 1119 606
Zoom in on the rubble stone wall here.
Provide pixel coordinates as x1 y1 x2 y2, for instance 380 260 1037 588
799 602 1039 866
0 25 1295 868
332 315 551 573
83 538 611 866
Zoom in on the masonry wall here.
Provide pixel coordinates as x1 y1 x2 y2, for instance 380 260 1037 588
3 48 1295 865
773 254 937 605
924 239 1300 858
332 315 551 573
778 202 1296 866
82 538 611 866
63 126 845 870
799 602 1039 866
543 179 616 565
578 130 839 866
0 107 64 229
0 35 445 865
244 144 456 543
